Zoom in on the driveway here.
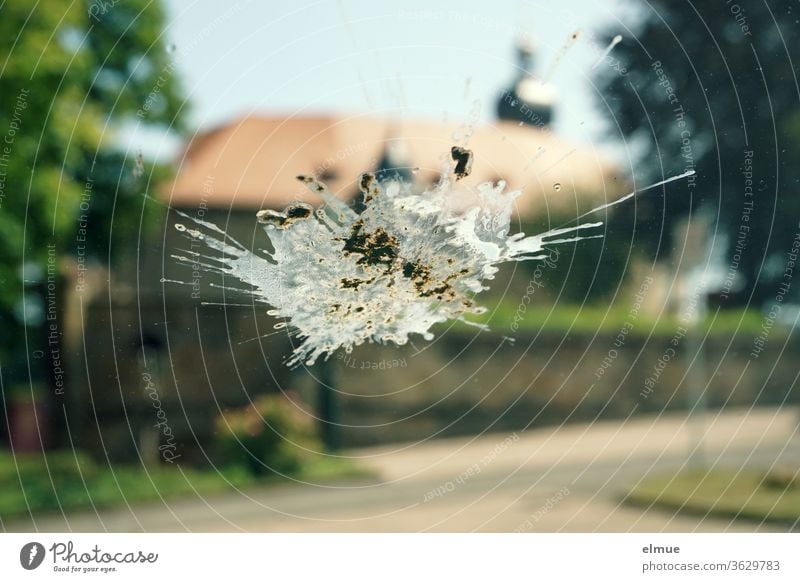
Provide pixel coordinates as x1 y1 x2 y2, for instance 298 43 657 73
7 406 799 532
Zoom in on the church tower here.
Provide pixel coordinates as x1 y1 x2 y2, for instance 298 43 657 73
496 38 556 128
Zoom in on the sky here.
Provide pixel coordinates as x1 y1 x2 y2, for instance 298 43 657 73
156 0 633 157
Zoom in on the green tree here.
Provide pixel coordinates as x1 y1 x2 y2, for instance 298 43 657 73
0 0 186 440
594 0 800 306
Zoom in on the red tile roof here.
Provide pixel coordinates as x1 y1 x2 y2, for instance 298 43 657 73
164 114 624 217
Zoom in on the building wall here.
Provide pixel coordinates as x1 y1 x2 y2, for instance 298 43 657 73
331 330 800 447
67 206 800 458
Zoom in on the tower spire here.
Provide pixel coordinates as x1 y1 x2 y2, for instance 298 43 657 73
496 36 556 128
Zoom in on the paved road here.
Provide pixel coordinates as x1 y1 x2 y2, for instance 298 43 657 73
7 407 799 532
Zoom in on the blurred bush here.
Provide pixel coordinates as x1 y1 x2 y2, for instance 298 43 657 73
214 394 321 476
763 467 800 491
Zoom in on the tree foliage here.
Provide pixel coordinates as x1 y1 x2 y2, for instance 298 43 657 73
594 0 800 306
0 0 185 376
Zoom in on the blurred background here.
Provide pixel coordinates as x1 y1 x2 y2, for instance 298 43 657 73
1 0 799 532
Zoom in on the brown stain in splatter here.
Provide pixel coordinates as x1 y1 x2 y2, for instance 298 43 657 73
340 276 375 290
358 172 381 204
451 146 473 181
402 259 470 301
341 220 399 268
256 202 313 229
285 203 312 219
296 174 327 193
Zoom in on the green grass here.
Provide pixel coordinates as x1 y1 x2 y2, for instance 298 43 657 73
625 469 800 525
0 450 368 520
452 302 775 339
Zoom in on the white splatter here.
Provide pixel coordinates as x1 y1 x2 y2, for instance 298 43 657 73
170 148 692 367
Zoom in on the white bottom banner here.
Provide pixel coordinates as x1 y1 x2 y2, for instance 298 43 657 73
1 533 797 580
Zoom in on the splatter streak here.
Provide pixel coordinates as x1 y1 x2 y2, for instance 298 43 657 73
591 35 623 70
543 30 582 82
